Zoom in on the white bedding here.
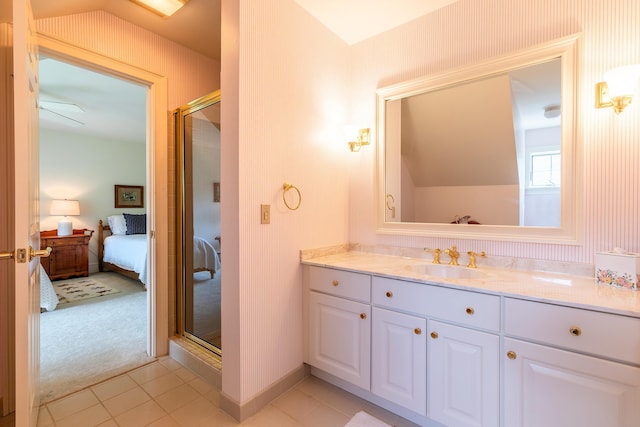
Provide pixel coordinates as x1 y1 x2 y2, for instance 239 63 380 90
103 234 220 285
103 234 149 285
40 264 58 311
194 236 221 274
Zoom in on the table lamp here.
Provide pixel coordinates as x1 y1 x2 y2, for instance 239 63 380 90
50 199 80 236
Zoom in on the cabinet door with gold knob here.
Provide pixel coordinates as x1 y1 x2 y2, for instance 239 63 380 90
504 337 640 427
308 292 370 390
429 320 499 427
371 307 427 416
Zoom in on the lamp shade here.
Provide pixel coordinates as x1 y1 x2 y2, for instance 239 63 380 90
604 64 640 98
50 199 80 216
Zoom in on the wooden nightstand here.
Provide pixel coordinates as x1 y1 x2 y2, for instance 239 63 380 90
40 229 94 280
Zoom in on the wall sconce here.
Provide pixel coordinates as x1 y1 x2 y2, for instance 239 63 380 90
596 64 640 114
347 128 371 152
50 199 80 236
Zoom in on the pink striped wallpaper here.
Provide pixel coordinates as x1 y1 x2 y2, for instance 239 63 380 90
33 0 640 408
223 0 351 403
349 0 640 265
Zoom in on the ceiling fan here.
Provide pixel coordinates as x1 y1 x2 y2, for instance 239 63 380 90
39 98 85 128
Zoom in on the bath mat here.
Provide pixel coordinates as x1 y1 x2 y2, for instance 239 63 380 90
345 411 392 427
53 278 121 304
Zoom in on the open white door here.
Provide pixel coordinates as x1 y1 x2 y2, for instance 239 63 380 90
10 0 42 425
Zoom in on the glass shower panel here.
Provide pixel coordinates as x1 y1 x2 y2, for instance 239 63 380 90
177 91 221 356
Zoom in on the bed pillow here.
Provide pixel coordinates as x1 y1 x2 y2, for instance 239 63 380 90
124 213 146 235
107 214 127 235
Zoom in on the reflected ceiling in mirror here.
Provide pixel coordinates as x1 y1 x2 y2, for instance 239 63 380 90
376 34 581 243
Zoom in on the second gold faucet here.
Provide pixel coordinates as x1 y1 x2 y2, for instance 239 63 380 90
445 245 460 265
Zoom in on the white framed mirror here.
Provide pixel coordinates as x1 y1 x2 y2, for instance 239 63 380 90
376 34 581 244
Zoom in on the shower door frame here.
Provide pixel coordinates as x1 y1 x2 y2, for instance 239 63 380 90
175 90 222 357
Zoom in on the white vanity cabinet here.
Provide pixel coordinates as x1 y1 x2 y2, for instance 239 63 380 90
428 320 499 427
306 266 371 390
371 307 427 416
503 298 640 427
371 276 500 426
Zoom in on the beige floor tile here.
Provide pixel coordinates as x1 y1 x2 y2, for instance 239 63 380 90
158 357 183 371
96 419 119 427
55 403 111 427
47 389 100 421
114 400 167 427
92 375 139 402
102 386 151 417
201 387 221 406
169 396 220 427
128 362 171 385
140 371 185 397
272 389 322 423
154 383 200 413
242 405 301 427
305 403 351 427
36 407 53 427
146 415 183 427
187 377 213 395
173 367 198 382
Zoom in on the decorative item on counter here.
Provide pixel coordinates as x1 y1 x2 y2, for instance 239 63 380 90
451 215 481 224
595 248 640 290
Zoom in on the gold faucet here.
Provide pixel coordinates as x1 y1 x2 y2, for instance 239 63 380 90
424 248 441 264
467 251 486 268
445 245 460 265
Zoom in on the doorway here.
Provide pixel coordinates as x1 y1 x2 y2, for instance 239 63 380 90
37 55 152 402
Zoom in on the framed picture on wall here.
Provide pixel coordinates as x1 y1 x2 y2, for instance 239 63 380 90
115 185 144 208
213 182 220 203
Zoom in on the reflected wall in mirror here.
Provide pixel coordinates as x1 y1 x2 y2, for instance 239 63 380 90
377 35 580 243
175 90 222 356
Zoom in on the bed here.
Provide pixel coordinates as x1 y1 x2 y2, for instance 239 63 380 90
98 216 220 288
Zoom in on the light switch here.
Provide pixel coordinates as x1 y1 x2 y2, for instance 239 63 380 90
260 204 270 224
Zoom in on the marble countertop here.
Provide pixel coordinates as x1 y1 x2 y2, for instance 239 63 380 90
301 251 640 318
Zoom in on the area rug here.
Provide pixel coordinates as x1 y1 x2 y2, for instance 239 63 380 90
53 278 121 304
345 411 392 427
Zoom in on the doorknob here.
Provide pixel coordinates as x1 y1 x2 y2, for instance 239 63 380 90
0 247 51 263
30 246 52 261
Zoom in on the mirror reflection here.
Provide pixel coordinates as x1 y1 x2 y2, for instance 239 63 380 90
176 91 222 356
385 58 561 227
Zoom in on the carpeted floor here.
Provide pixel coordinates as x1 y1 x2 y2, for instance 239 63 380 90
192 270 222 348
39 272 154 403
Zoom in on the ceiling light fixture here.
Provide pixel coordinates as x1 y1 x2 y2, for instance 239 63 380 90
130 0 189 17
543 104 561 119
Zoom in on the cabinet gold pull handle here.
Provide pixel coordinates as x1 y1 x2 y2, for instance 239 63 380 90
507 351 517 360
332 280 339 286
386 291 393 298
430 331 438 339
414 328 422 335
360 313 367 320
569 326 582 336
465 307 475 315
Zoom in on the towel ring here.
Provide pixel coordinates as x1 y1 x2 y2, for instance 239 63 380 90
283 182 302 210
385 193 395 210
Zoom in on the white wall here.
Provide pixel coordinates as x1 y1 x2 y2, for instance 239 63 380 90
39 128 146 272
348 0 640 263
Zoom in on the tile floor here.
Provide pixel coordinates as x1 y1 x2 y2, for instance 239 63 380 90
28 357 420 427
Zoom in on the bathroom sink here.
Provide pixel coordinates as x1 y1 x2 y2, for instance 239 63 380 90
406 263 487 280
